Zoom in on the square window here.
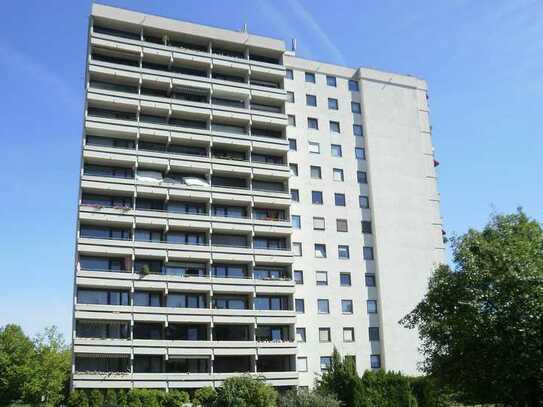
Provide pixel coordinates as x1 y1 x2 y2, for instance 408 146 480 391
320 356 332 371
370 354 381 369
295 299 305 313
288 115 296 126
308 117 319 129
351 102 362 113
326 75 337 87
306 94 317 106
331 144 342 157
291 215 301 229
367 300 378 314
328 98 338 110
363 246 374 260
330 121 341 133
310 166 322 179
305 72 316 83
365 274 376 287
340 273 351 286
357 171 367 184
349 79 359 91
292 242 302 256
291 189 300 202
317 299 329 314
316 271 328 286
369 327 380 341
338 245 350 259
294 270 304 284
353 124 363 137
359 195 370 209
289 163 298 176
314 244 327 258
286 69 294 80
296 327 306 342
287 91 295 103
319 327 331 342
362 221 373 234
343 327 355 342
336 219 348 232
289 138 297 151
342 299 353 314
313 217 325 230
297 356 308 372
309 141 320 153
333 168 344 182
334 193 346 206
355 147 366 160
312 191 323 205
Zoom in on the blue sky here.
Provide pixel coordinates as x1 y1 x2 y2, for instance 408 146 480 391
1 0 542 338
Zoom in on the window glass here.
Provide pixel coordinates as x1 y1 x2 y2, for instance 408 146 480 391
369 327 380 341
291 215 301 229
289 138 297 151
286 69 293 79
316 271 328 286
307 118 319 129
328 98 338 110
355 147 366 160
292 242 302 256
291 189 300 202
306 94 317 106
357 171 367 183
294 270 304 284
351 102 362 113
313 217 325 230
319 328 331 342
365 274 376 287
331 144 342 157
343 328 354 342
353 124 363 137
370 355 381 369
342 299 353 314
320 356 332 371
315 244 327 258
335 193 346 206
362 221 373 234
312 191 323 205
349 80 359 91
333 168 344 181
305 72 316 83
296 327 306 342
317 299 329 314
309 141 320 153
336 219 348 232
297 357 308 372
363 246 375 260
359 195 370 208
326 75 337 87
338 245 350 259
330 121 340 133
340 273 351 286
310 166 322 179
287 91 295 103
288 115 296 126
295 299 305 313
289 163 298 176
367 300 378 313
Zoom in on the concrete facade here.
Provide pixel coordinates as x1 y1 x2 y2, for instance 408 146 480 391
71 3 444 391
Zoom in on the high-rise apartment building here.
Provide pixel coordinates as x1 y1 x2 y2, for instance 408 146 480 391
72 4 444 391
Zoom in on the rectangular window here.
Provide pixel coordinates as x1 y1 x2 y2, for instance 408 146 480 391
312 191 323 205
320 356 332 371
296 327 306 342
286 69 293 79
297 356 308 372
365 274 376 287
288 115 296 126
310 165 322 179
335 193 346 206
359 195 370 209
338 245 350 259
316 271 328 286
336 219 348 232
292 242 302 256
363 246 375 260
362 221 373 234
370 354 381 369
305 72 316 83
343 327 355 342
355 147 366 160
330 121 341 133
295 299 305 313
326 75 337 87
342 299 353 314
289 163 298 176
317 299 329 314
289 138 297 151
314 244 327 258
309 141 320 154
367 300 378 314
333 168 344 182
331 144 342 157
313 217 325 230
294 270 304 284
357 171 368 184
291 215 301 229
353 124 363 137
287 91 295 103
291 189 300 202
351 102 362 113
328 98 338 110
349 80 359 91
307 118 319 129
319 327 331 342
369 327 380 341
306 94 317 106
340 273 351 286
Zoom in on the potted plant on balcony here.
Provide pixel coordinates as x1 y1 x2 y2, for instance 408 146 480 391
141 264 151 277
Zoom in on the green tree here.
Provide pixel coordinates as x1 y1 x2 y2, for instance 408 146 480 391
163 389 190 406
0 324 37 405
214 375 277 407
358 370 417 407
127 389 143 407
117 389 129 407
192 386 217 406
67 389 89 407
401 210 543 406
104 388 118 406
89 389 105 407
277 388 341 407
317 349 360 406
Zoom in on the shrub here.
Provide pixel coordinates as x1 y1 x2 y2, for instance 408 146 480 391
88 389 105 407
163 389 190 407
277 388 341 407
192 386 217 406
214 375 277 407
104 388 118 406
66 389 89 407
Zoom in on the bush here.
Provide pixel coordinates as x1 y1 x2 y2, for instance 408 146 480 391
214 375 277 407
277 388 341 407
163 389 190 407
193 386 217 406
66 389 89 407
88 389 105 407
104 388 118 406
358 370 418 407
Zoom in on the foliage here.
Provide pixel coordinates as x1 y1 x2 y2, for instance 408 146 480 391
357 370 418 407
89 389 105 407
104 388 118 406
409 376 452 407
401 210 543 406
214 375 277 407
162 389 190 406
317 349 360 406
192 386 217 406
277 388 341 407
66 389 89 407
